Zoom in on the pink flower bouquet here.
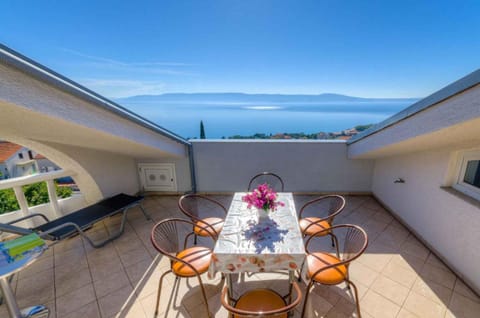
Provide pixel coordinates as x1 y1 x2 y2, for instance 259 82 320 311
242 183 285 212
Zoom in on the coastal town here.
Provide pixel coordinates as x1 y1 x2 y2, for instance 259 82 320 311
226 124 373 140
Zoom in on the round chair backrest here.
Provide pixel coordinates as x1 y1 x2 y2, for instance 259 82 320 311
178 194 227 221
300 195 346 224
248 172 284 192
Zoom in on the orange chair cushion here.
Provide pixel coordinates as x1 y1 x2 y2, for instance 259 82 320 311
235 289 287 318
299 217 331 236
172 246 212 277
194 217 224 236
306 252 347 285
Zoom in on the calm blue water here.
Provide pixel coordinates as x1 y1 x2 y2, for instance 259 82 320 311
122 101 413 139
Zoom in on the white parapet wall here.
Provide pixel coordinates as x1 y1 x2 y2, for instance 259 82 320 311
191 140 374 193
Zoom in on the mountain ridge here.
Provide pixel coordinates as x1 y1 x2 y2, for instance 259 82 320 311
117 92 419 104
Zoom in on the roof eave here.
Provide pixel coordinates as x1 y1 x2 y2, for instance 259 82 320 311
0 44 190 146
347 69 480 145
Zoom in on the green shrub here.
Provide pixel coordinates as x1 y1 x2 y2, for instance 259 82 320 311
0 181 73 214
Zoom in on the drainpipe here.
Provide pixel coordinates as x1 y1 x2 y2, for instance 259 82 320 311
187 143 197 193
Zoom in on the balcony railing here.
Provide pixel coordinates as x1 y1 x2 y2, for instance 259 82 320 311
0 170 85 230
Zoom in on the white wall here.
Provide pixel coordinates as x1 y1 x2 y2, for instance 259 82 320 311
192 140 374 193
46 142 140 198
372 149 480 293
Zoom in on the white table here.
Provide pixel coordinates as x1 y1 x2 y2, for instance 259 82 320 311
0 246 50 318
209 193 305 303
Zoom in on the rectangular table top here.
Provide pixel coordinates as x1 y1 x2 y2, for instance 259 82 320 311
210 192 305 275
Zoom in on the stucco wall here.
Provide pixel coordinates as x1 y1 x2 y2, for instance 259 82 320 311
192 140 374 193
46 143 140 198
372 149 480 293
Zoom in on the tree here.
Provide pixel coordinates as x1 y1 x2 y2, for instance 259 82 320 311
200 120 206 139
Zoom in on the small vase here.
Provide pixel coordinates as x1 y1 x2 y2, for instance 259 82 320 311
257 209 270 222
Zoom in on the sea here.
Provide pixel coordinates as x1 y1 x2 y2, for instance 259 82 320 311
120 101 414 139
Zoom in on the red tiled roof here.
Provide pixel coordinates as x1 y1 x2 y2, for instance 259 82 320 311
0 142 22 163
336 136 352 140
34 153 46 159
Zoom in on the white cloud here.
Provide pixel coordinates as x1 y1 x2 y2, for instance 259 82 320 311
79 78 167 98
60 48 196 76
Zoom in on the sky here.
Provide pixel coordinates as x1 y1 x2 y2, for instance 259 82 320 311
1 0 479 99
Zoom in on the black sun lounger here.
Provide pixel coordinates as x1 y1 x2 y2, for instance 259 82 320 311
0 193 150 248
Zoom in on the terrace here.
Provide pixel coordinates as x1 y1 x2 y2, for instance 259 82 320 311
0 195 478 318
0 45 480 318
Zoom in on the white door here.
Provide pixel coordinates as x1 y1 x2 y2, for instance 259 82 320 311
138 163 177 192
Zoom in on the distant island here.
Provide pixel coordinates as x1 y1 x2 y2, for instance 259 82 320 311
117 92 418 104
116 92 417 139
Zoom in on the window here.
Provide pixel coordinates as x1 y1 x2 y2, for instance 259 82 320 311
18 152 23 159
28 150 33 160
454 150 480 201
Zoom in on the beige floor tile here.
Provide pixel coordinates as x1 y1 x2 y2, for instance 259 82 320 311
302 291 334 317
125 258 160 286
63 301 101 318
361 290 400 318
17 254 54 280
0 304 9 317
411 277 453 305
389 252 425 272
93 268 131 298
16 268 55 307
403 291 446 318
54 245 86 267
56 283 96 317
382 259 418 288
400 240 430 262
357 251 393 273
374 225 409 250
89 256 125 282
97 285 136 318
54 236 84 255
453 279 480 303
325 297 360 318
348 261 380 287
118 244 152 268
446 292 480 318
55 266 92 297
419 263 456 289
310 283 342 306
396 308 420 318
112 301 147 318
140 285 186 317
425 253 449 271
370 275 409 306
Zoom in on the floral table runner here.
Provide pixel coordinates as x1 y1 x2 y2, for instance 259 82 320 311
209 193 305 276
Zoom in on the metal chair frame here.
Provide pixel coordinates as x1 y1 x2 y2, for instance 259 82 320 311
299 195 346 248
178 194 227 244
301 224 368 318
247 172 285 192
221 281 302 317
150 218 215 318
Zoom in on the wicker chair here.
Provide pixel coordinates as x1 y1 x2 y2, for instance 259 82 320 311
178 194 227 244
298 195 346 248
150 218 215 317
248 172 284 192
301 224 368 318
221 281 302 318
